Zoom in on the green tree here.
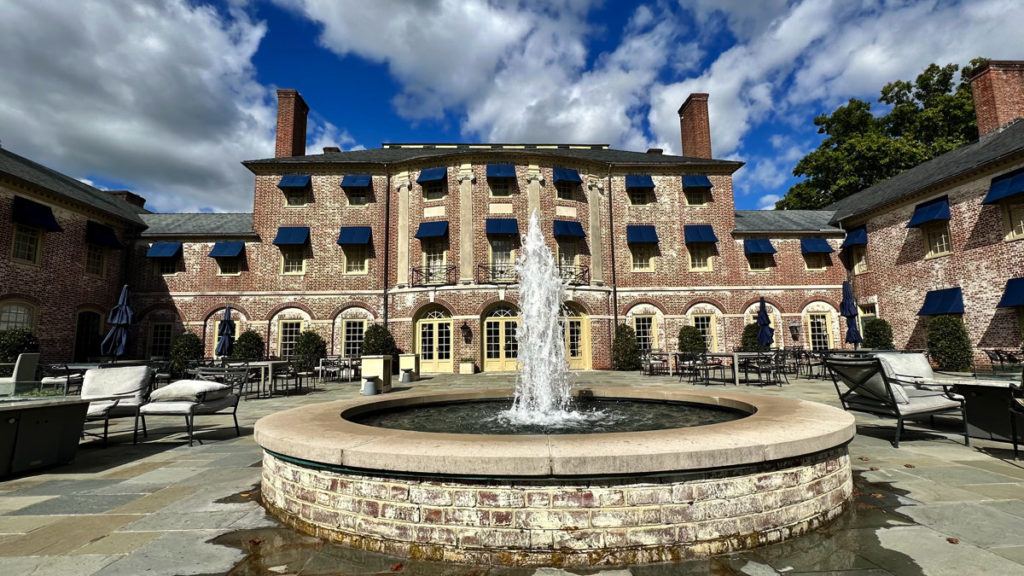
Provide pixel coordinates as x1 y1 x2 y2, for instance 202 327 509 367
862 318 894 350
170 332 204 378
0 329 39 363
741 323 769 352
362 324 399 373
777 59 988 210
612 324 642 371
677 325 707 354
231 329 265 362
926 316 973 372
292 330 327 374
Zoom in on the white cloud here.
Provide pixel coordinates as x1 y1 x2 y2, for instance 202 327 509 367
756 194 780 210
734 158 788 197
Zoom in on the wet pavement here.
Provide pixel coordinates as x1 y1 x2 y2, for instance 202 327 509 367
1 370 1023 575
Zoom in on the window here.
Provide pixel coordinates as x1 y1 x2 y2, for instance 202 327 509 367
423 182 446 201
747 253 771 271
281 245 305 274
489 237 515 282
347 189 368 206
342 320 365 358
278 320 303 358
692 314 717 353
630 244 655 271
858 303 877 335
0 302 35 332
11 225 40 264
155 258 178 276
684 189 707 206
284 188 309 206
490 181 511 197
852 245 868 274
217 257 241 276
86 244 105 276
804 252 827 270
807 313 833 351
1005 202 1024 241
556 181 575 201
924 222 951 257
633 316 657 352
689 244 713 271
422 239 447 284
344 245 368 274
628 188 651 205
213 319 239 356
148 323 173 358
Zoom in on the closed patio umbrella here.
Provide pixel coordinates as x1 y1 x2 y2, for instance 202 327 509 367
756 297 775 348
100 285 132 359
215 307 235 357
840 281 862 348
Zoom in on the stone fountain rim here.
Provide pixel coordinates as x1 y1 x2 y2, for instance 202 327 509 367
253 386 855 478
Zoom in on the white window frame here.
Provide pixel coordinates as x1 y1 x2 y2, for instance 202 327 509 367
344 245 368 275
0 301 36 332
11 224 41 265
688 244 713 271
630 244 654 272
278 319 304 358
85 244 105 277
924 221 952 258
280 245 306 275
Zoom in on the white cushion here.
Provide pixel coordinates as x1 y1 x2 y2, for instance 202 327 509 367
140 395 237 415
150 380 230 402
81 366 153 400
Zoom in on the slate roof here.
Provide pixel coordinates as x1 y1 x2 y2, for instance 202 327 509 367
139 213 256 238
243 144 743 171
733 210 842 233
829 119 1024 224
0 147 146 226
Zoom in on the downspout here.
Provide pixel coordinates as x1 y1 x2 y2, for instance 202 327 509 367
606 166 617 327
382 168 392 326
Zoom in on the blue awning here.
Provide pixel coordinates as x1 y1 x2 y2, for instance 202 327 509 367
626 225 659 244
682 174 713 188
337 226 372 245
278 174 311 189
208 241 244 258
85 221 121 248
553 168 582 184
983 167 1024 205
552 220 585 238
801 238 835 254
625 174 654 188
840 226 867 249
684 224 717 243
12 196 62 232
417 167 447 183
997 277 1024 308
273 226 310 246
485 218 518 235
907 196 950 228
918 287 965 316
341 174 371 188
415 221 449 239
744 238 776 254
146 242 182 258
486 164 516 179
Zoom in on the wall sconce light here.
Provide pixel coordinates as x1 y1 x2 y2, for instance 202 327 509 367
788 322 801 342
460 321 472 342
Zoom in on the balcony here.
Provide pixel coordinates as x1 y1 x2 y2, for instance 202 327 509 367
557 265 590 285
476 264 519 284
411 264 457 286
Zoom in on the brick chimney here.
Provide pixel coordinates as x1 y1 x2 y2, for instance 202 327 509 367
678 93 712 159
969 61 1024 137
275 89 309 158
108 190 146 210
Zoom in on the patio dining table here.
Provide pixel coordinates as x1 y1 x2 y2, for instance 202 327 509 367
225 360 289 398
700 352 763 386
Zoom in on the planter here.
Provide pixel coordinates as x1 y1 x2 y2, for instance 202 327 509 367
360 355 392 393
459 361 476 374
398 354 419 381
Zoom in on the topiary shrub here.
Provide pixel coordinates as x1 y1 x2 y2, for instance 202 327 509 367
231 329 265 362
170 332 204 378
741 323 769 352
362 324 399 373
0 329 39 363
677 325 707 354
292 330 327 374
862 318 894 350
612 324 642 371
926 315 973 372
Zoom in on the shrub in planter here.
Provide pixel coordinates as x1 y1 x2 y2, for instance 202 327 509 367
677 325 707 354
170 332 204 378
612 324 642 371
926 315 973 372
862 318 894 350
231 329 265 362
292 330 327 374
363 324 399 373
741 323 769 352
0 329 39 363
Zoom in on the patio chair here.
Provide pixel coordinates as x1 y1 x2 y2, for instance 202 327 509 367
81 365 155 445
137 379 240 446
692 352 726 386
315 355 342 384
984 349 1004 371
271 361 305 394
1010 372 1023 460
0 352 41 395
740 351 777 386
825 354 968 448
40 363 84 395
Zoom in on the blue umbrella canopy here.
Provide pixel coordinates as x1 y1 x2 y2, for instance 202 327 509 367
840 281 863 346
215 307 235 357
101 285 132 358
756 297 775 348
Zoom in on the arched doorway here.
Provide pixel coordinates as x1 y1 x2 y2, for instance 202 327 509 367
562 303 591 370
483 304 519 372
416 307 453 373
73 310 103 362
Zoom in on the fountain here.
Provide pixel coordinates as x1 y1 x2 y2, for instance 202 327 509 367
254 212 855 567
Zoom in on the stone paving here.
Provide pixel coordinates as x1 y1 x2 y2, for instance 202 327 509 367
1 371 1023 575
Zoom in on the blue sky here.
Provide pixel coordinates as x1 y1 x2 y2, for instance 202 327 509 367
1 0 1021 213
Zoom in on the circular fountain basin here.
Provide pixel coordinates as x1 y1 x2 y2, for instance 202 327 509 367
255 387 855 567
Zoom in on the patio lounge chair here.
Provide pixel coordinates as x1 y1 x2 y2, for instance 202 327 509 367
137 379 240 446
825 353 968 447
81 365 154 445
0 352 41 395
1010 371 1023 460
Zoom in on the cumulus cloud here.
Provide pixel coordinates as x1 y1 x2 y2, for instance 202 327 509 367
756 194 780 210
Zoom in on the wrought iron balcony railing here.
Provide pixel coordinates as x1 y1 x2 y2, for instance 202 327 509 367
557 265 590 285
476 264 518 284
411 264 457 286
